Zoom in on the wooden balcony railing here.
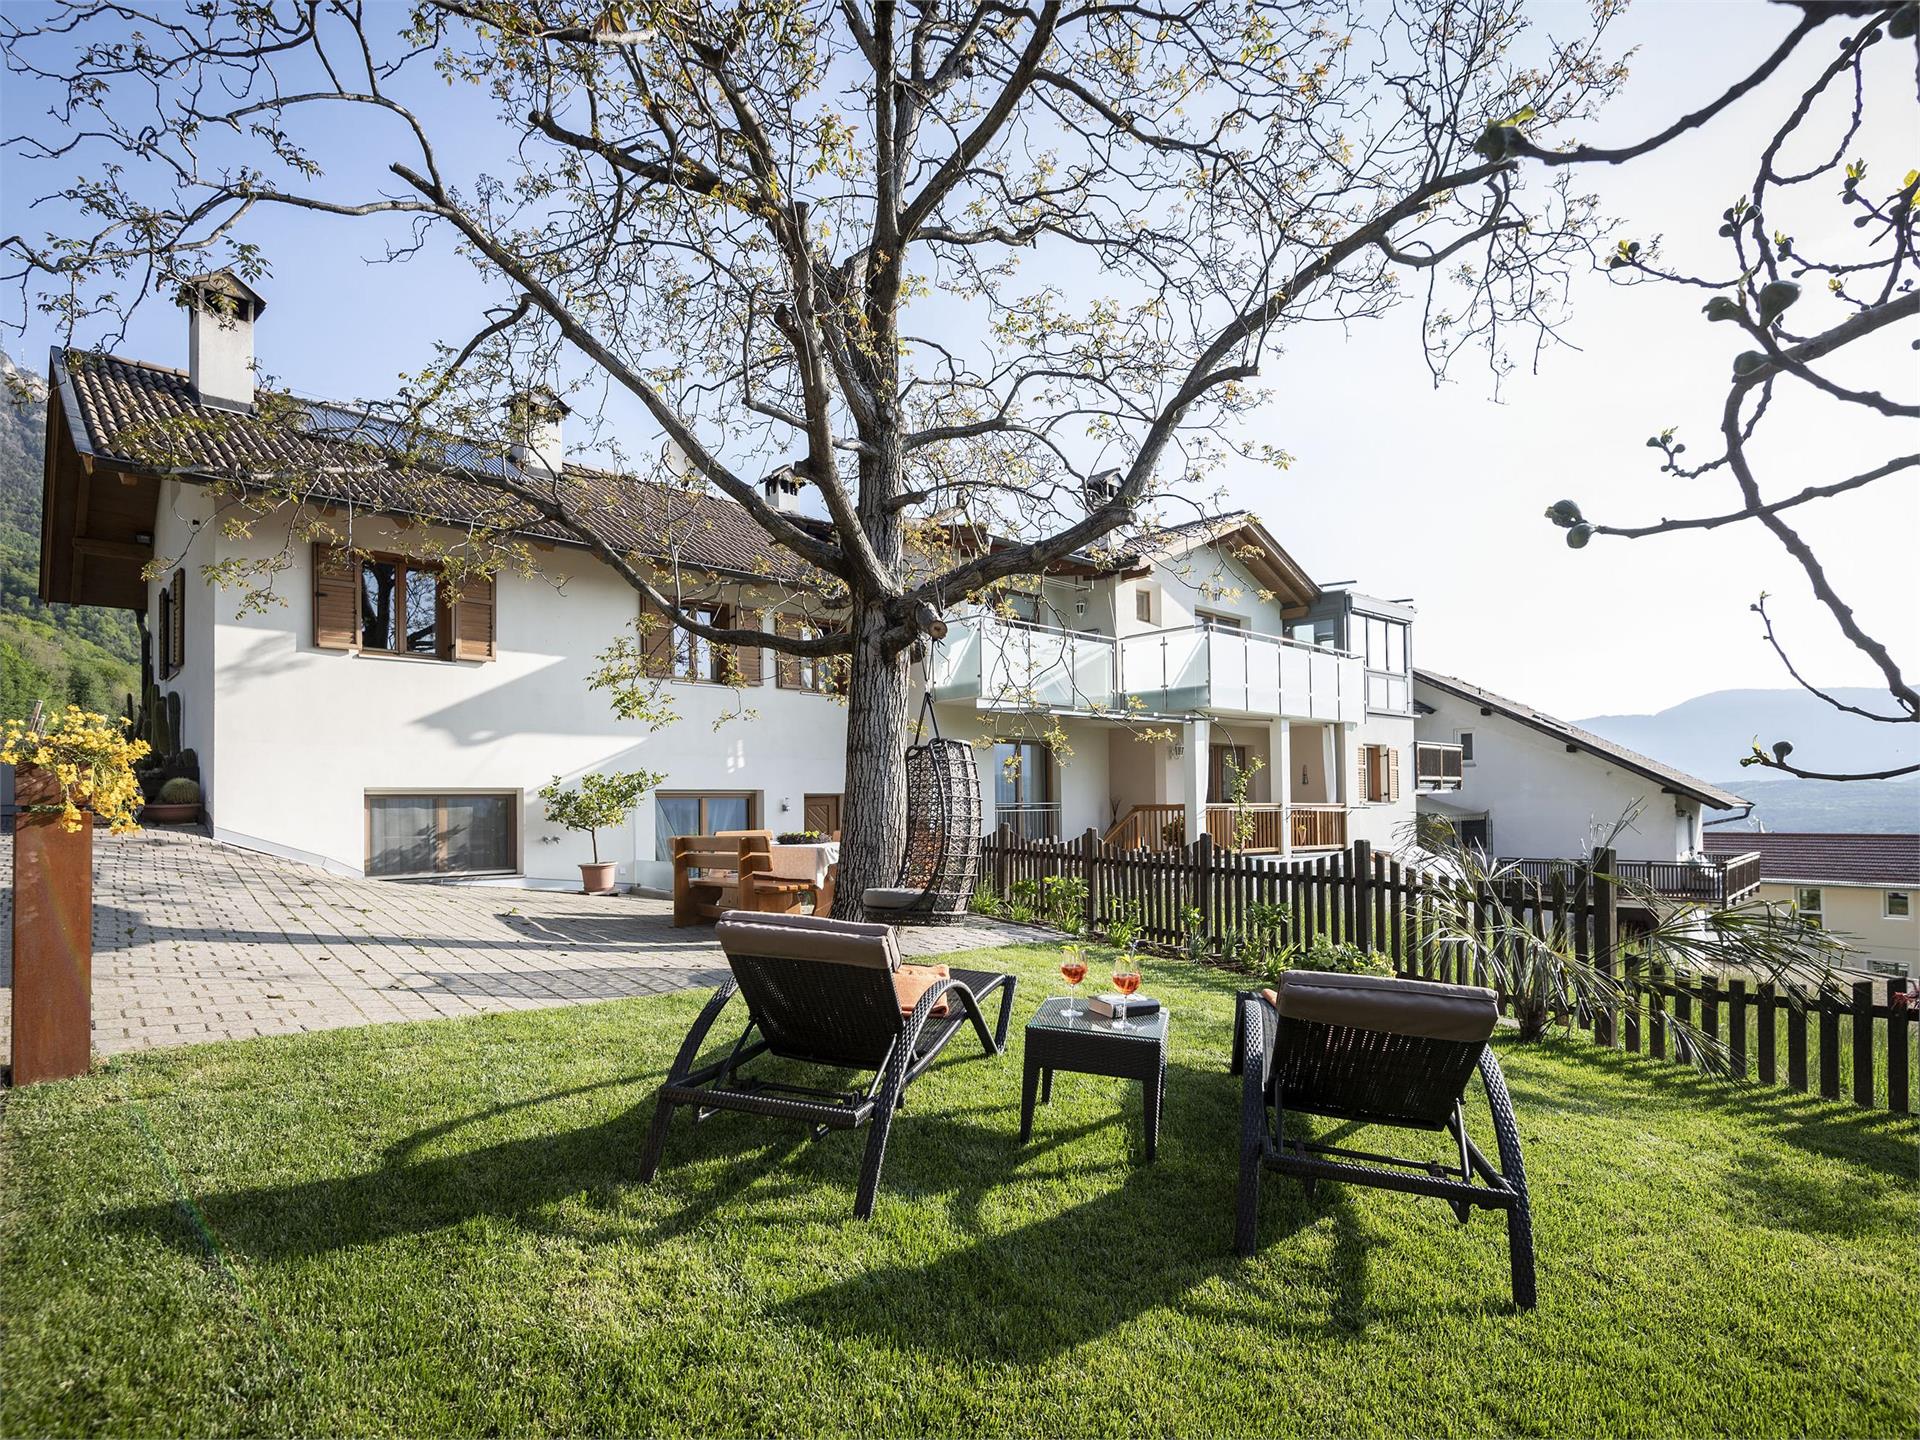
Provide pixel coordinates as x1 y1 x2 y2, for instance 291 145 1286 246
1102 802 1346 854
1500 852 1765 906
1415 742 1464 790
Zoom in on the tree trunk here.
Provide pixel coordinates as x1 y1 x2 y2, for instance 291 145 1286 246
829 599 911 918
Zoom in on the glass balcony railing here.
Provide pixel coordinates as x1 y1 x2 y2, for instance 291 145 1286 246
931 616 1361 723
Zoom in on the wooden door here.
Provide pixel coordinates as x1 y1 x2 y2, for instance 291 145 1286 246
803 793 842 836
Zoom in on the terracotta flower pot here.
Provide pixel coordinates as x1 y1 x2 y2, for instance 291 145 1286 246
579 861 618 895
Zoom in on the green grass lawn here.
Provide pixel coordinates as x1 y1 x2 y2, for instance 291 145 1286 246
2 944 1912 1437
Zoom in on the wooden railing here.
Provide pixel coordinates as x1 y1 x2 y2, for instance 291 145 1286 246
1415 742 1464 790
1501 852 1764 906
1102 802 1346 854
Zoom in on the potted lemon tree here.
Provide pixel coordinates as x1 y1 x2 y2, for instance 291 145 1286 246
538 768 664 895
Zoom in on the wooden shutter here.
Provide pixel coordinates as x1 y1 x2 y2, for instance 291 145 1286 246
155 584 172 677
168 568 186 676
734 606 762 686
1387 746 1401 803
450 571 496 661
1357 744 1372 805
313 544 359 651
773 613 800 688
639 597 679 678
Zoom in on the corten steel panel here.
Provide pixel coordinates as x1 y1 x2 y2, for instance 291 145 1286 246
10 808 94 1085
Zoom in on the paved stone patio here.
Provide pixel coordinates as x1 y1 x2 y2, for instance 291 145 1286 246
0 828 1047 1061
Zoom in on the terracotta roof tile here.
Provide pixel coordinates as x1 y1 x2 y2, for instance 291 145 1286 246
1703 832 1919 887
55 348 814 583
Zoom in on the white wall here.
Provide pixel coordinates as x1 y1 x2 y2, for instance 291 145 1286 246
204 512 848 887
1118 544 1289 640
1415 680 1709 862
1348 712 1418 851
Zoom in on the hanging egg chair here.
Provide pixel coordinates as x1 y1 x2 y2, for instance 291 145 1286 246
861 689 981 926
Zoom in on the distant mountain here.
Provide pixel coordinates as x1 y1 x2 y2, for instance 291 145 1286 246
1579 688 1919 783
1703 776 1920 835
0 350 141 718
1579 688 1919 835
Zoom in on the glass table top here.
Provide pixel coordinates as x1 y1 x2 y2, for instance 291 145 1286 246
1027 994 1169 1040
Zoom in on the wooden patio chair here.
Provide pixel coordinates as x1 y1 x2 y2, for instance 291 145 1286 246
639 911 1016 1218
1232 970 1537 1308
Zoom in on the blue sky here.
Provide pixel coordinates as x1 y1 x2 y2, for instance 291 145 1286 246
2 0 1912 722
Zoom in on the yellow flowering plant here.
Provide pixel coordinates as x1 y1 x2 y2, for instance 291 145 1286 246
1 706 151 834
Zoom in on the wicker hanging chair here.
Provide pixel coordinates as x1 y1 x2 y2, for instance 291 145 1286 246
861 685 981 926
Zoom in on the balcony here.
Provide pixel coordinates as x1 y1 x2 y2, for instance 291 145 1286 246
1499 852 1764 907
1101 802 1347 855
1416 742 1464 791
931 615 1362 724
995 802 1063 841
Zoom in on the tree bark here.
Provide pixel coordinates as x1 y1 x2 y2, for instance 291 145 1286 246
830 598 911 918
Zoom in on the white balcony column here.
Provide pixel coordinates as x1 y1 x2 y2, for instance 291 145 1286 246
1329 725 1349 806
1180 718 1209 847
1272 716 1293 861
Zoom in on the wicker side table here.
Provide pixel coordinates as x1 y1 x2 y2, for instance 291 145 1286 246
1020 996 1170 1162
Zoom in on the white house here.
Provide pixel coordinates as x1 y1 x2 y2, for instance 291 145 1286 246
35 277 1418 889
1412 669 1762 905
929 519 1418 858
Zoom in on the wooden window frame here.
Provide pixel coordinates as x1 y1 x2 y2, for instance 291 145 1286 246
1796 887 1824 927
364 791 518 878
773 613 845 695
355 550 449 660
1135 587 1154 624
1885 890 1911 919
1195 608 1246 632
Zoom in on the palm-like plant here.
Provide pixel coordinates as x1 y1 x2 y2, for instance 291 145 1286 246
1408 812 1846 1067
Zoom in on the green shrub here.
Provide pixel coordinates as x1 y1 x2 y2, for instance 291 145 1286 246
1257 933 1393 988
155 776 200 805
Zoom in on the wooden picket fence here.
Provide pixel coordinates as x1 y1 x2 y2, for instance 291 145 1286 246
978 828 1919 1114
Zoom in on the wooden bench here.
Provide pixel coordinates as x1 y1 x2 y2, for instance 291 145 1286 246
672 830 774 927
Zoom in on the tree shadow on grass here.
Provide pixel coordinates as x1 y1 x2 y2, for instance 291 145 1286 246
1499 1040 1915 1178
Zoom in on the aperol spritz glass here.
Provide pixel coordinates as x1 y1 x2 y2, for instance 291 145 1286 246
1059 944 1089 1019
1110 959 1142 1029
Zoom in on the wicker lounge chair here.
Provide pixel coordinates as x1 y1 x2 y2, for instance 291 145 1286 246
1233 971 1536 1308
639 910 1016 1218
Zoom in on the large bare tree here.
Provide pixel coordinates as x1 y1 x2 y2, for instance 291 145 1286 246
1539 0 1919 782
3 0 1635 904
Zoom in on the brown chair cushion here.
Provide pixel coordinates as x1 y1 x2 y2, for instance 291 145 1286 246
894 963 951 1018
1272 970 1498 1044
715 910 901 970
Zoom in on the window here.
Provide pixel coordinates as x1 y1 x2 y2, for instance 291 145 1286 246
655 792 756 860
1363 615 1409 674
1356 743 1400 804
773 613 844 694
992 741 1054 838
314 545 493 661
1196 609 1245 631
1796 887 1824 928
366 793 515 877
1459 730 1474 763
645 600 762 685
1888 891 1912 919
1135 587 1154 624
358 557 441 655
